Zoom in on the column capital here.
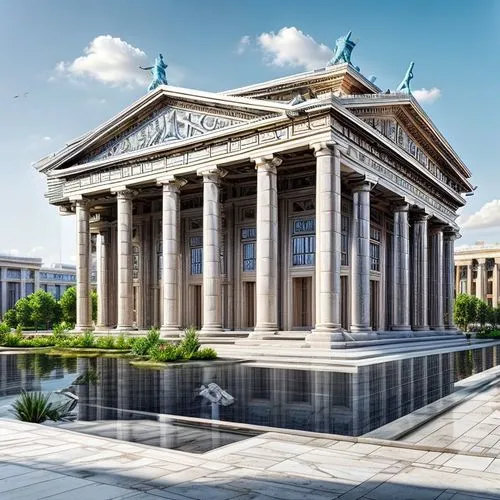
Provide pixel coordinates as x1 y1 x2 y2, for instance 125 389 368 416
196 165 227 181
413 212 430 223
111 187 136 200
157 175 188 192
70 196 90 209
391 202 410 213
443 227 460 241
351 179 376 193
252 155 282 172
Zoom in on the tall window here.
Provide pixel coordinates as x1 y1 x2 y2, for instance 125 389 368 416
241 227 256 271
370 227 381 272
341 214 349 266
190 236 203 275
292 218 315 266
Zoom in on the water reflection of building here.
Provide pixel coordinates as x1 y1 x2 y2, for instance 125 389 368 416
74 344 500 436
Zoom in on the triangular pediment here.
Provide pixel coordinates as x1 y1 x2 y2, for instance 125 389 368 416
38 86 287 173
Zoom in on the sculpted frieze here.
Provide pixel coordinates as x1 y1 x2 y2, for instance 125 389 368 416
79 105 246 164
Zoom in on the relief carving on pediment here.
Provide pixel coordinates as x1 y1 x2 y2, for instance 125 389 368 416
79 105 245 164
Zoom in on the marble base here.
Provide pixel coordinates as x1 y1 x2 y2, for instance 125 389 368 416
73 325 93 333
198 327 225 337
115 325 137 332
160 326 182 338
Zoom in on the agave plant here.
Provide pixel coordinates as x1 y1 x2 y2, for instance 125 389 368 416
11 390 74 423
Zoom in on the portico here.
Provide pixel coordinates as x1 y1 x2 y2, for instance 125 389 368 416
35 58 472 346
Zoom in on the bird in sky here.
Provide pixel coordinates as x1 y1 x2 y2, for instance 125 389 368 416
13 91 29 99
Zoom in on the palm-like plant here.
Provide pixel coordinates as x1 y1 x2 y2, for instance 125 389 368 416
11 390 74 423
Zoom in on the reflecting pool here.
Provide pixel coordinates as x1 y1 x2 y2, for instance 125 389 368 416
0 343 498 452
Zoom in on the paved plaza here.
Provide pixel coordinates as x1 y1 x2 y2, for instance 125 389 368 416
404 377 500 455
0 416 499 500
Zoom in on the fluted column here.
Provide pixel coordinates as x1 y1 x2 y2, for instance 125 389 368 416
197 166 226 336
443 229 457 330
412 214 429 330
391 204 411 331
159 176 186 335
252 156 281 336
466 263 472 295
95 228 110 330
74 199 92 331
429 226 444 330
307 142 343 344
351 181 373 333
476 259 485 300
115 189 134 331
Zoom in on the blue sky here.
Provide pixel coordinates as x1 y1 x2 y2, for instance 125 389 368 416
1 0 499 264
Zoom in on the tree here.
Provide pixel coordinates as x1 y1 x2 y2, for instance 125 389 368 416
16 297 33 328
2 308 17 328
466 296 479 329
476 299 489 329
59 286 76 325
454 294 470 331
30 290 56 331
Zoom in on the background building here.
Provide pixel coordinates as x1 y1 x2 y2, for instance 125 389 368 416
454 242 500 307
0 255 76 317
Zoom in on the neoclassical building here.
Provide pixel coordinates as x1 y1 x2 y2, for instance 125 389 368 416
35 46 473 345
455 243 500 307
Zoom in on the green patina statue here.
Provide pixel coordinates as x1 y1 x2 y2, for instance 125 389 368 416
396 62 414 94
140 53 168 92
328 31 357 66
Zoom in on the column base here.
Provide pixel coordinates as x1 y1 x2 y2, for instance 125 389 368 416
198 326 224 337
430 326 445 331
412 325 430 331
248 328 278 339
160 326 182 338
94 325 112 333
74 324 93 333
306 330 345 347
115 325 137 332
390 325 412 331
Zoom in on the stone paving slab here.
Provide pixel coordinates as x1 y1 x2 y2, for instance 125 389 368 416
403 380 500 456
0 419 500 499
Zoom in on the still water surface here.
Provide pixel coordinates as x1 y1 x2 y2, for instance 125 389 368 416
0 345 498 452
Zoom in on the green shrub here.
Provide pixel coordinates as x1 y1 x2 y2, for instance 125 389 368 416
19 336 57 348
115 334 132 350
53 322 72 338
11 390 73 423
149 343 183 362
0 322 10 335
190 347 217 360
95 336 116 349
131 329 161 356
79 331 95 348
2 308 17 329
131 336 151 356
3 332 23 346
179 327 200 358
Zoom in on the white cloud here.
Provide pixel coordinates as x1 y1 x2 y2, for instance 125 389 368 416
236 35 251 55
42 136 52 141
459 200 500 230
257 27 333 71
55 35 150 87
29 246 44 255
413 87 441 104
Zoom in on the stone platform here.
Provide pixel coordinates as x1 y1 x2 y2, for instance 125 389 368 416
1 417 500 499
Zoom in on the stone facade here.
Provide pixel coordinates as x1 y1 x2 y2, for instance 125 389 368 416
454 243 500 307
35 63 473 345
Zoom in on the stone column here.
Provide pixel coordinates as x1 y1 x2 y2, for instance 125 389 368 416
455 265 460 297
197 166 226 336
0 269 7 317
391 204 411 331
159 176 186 335
350 181 373 334
412 214 429 331
466 263 472 295
307 142 343 344
493 260 499 307
476 259 485 300
429 226 444 330
74 199 92 331
95 228 110 331
252 155 281 337
115 189 134 331
443 230 457 330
